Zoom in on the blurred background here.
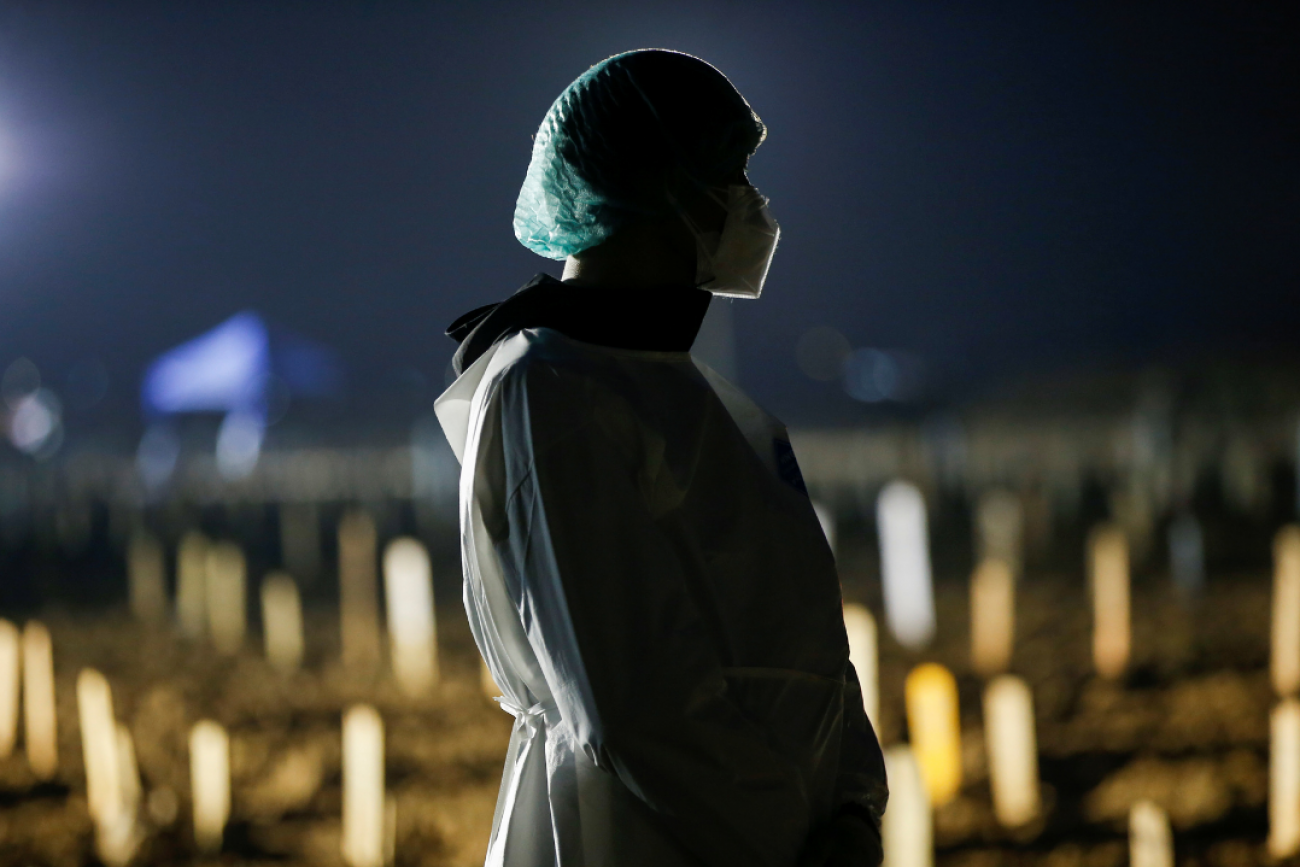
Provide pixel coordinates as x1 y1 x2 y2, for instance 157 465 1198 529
0 2 1297 866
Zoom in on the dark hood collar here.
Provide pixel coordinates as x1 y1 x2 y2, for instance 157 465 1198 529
446 274 712 376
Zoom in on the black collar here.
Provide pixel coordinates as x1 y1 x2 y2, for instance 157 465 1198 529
447 274 712 376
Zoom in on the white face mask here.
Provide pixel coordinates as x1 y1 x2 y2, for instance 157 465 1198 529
687 184 781 299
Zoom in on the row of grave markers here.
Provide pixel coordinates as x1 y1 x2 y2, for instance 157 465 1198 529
836 481 1300 865
0 623 393 865
0 509 447 863
8 489 1293 863
128 511 439 695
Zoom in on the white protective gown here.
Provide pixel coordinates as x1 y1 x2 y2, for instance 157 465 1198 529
436 326 885 867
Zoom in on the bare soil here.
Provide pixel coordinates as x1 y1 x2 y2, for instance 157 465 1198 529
0 568 1277 866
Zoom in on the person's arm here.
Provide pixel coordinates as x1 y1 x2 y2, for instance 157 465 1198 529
829 663 887 865
794 663 886 867
487 354 813 867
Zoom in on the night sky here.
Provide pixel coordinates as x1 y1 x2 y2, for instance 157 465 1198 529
0 2 1295 434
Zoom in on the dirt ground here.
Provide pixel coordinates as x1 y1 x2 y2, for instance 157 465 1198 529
0 566 1279 866
0 604 512 867
872 574 1273 867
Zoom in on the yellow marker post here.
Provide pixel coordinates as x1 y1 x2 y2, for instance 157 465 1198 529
1129 799 1173 867
843 603 879 732
176 531 210 639
904 663 962 806
190 720 231 854
1089 525 1130 680
983 675 1039 827
261 572 305 674
99 723 142 867
22 621 58 779
970 559 1015 677
205 542 247 654
115 724 142 828
382 538 438 695
1271 699 1300 859
1273 526 1300 696
343 704 387 867
881 745 932 867
77 668 137 865
0 619 19 758
77 669 121 825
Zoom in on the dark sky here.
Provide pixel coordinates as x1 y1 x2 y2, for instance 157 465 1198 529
0 1 1295 432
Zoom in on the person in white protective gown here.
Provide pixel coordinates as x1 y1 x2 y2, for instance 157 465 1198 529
435 50 886 867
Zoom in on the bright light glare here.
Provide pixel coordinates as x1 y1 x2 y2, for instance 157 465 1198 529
10 393 54 449
8 389 62 458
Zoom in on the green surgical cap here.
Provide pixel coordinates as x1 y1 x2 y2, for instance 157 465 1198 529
513 49 767 260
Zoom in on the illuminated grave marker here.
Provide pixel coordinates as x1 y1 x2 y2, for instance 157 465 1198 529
983 675 1039 828
882 745 931 867
261 572 304 674
343 704 387 867
1273 526 1300 696
127 531 167 623
877 481 935 649
905 663 961 806
77 669 137 865
339 512 382 668
77 669 121 825
383 538 438 695
1130 799 1173 867
976 490 1023 578
103 722 144 865
205 542 247 654
190 720 231 854
116 724 142 829
970 559 1015 677
1089 525 1130 679
23 621 58 779
176 532 209 638
843 603 879 732
0 619 18 758
1271 699 1300 859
